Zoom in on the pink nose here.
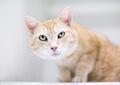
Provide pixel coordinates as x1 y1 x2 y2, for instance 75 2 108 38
51 46 58 51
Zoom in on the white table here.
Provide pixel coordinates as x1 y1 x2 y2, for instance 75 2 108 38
0 82 120 85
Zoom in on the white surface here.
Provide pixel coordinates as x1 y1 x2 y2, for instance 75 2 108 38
0 82 120 85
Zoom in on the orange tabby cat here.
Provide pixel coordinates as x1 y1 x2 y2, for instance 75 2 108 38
25 8 120 82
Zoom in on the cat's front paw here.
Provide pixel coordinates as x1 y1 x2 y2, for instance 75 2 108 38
72 76 87 82
57 77 72 82
57 78 64 82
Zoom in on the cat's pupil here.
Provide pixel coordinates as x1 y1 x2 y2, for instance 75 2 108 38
58 31 65 39
39 35 47 41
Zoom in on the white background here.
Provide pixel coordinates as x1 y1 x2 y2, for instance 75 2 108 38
0 0 120 82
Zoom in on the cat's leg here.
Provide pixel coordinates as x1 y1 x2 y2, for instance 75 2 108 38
99 73 119 82
72 54 96 82
57 66 72 82
72 62 93 82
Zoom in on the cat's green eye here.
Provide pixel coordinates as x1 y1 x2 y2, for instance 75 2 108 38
39 35 48 41
58 31 65 39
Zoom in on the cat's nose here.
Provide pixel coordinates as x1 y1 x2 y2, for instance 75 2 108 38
51 46 58 51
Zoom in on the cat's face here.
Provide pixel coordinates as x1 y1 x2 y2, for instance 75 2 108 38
25 8 78 60
31 20 78 60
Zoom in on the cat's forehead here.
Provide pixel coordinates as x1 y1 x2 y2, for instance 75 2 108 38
35 19 69 34
39 19 58 30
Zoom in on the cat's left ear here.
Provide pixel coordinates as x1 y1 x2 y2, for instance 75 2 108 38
58 7 72 26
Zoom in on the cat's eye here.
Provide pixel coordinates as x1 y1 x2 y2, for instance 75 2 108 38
39 35 48 41
58 31 65 39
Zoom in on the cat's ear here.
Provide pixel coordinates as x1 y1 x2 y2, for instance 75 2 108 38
24 16 40 34
58 7 72 26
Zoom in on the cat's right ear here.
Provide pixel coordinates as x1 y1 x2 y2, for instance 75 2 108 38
24 16 40 34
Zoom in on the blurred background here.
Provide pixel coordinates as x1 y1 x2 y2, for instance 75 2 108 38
0 0 120 82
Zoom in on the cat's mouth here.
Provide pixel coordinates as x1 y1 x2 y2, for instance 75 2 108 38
51 52 61 57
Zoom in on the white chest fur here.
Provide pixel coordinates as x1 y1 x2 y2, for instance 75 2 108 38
56 54 80 72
